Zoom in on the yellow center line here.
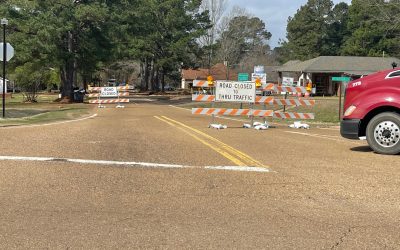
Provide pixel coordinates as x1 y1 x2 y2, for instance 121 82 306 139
154 116 247 166
160 115 268 168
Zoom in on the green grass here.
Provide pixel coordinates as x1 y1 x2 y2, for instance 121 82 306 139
0 93 93 126
179 96 341 125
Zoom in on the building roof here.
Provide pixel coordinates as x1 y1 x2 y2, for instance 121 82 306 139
282 60 301 66
181 68 208 81
182 63 238 81
277 56 400 76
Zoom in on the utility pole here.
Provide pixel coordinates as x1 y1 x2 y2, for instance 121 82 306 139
1 18 8 118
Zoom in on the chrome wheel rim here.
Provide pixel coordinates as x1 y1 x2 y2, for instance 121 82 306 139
374 121 400 148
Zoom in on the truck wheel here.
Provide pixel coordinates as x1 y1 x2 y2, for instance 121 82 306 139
366 112 400 155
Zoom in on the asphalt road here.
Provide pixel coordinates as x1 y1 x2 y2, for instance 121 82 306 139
0 97 399 249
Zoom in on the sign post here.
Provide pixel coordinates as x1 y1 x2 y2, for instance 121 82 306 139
332 76 351 121
1 18 12 118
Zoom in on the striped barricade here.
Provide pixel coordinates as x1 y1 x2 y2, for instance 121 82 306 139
193 81 308 94
261 83 275 91
274 111 315 120
192 95 215 102
192 108 274 117
193 108 251 116
86 86 130 107
193 80 209 87
273 98 315 106
191 95 314 106
275 85 308 94
192 108 314 119
259 84 307 93
256 96 274 104
89 99 130 104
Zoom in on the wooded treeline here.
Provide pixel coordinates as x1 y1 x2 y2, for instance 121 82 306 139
280 0 400 61
1 0 400 101
1 0 210 100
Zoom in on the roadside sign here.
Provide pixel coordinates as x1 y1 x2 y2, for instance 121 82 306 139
100 87 118 97
332 76 351 82
0 43 14 61
215 81 256 103
282 77 294 86
251 73 267 84
254 65 265 74
238 73 249 81
0 79 7 94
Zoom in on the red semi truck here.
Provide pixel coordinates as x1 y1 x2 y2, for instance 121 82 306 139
340 68 400 155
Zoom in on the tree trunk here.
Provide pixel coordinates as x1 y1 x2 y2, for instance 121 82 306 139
140 59 151 91
60 31 74 102
60 63 74 101
140 61 145 90
153 66 159 91
161 69 165 92
83 75 88 91
149 59 155 91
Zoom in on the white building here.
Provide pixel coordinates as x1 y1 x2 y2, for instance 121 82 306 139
0 77 8 93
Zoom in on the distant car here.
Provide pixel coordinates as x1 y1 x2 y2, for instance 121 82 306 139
164 85 176 91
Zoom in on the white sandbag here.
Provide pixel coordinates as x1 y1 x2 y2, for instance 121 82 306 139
243 123 252 128
209 124 227 129
254 125 268 130
289 121 310 129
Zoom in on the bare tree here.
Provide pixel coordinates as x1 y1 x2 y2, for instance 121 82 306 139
214 6 251 65
198 0 228 68
214 7 275 70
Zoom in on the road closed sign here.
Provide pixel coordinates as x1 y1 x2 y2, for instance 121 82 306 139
216 81 256 103
101 87 118 97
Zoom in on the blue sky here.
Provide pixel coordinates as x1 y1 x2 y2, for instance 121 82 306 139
227 0 352 47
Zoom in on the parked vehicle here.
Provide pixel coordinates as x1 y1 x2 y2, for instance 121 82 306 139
341 68 400 154
164 85 176 91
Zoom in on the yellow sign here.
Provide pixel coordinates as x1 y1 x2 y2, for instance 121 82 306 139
255 78 262 88
306 82 312 92
207 75 214 86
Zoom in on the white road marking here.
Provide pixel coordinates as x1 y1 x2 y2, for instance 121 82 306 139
0 114 98 129
318 127 340 131
205 166 270 172
0 155 271 173
285 131 364 144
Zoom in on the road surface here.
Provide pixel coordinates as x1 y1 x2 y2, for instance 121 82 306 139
0 98 399 249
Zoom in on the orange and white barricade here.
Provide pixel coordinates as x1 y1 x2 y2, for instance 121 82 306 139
86 86 131 108
191 79 316 129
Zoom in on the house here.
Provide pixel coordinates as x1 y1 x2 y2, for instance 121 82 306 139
181 63 238 89
0 77 9 93
276 56 400 95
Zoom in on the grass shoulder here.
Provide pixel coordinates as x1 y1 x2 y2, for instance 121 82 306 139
0 93 95 127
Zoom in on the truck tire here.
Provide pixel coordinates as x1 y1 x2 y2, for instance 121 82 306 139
366 112 400 155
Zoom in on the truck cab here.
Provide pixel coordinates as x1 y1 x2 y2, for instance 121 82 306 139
340 68 400 154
